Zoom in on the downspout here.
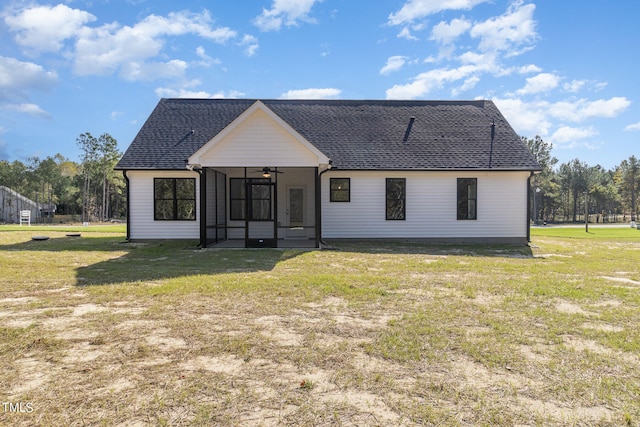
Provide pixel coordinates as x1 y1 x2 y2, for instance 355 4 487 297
527 171 533 243
274 167 278 247
316 162 333 247
197 167 205 248
123 170 130 241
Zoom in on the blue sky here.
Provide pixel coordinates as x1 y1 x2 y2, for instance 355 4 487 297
1 0 638 170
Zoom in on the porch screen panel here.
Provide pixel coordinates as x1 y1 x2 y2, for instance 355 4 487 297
205 170 227 244
250 183 272 221
216 172 227 240
230 179 245 221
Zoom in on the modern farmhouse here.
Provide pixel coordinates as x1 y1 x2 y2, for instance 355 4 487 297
115 99 541 248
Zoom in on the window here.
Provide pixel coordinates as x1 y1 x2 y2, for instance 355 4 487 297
154 178 196 220
457 178 477 220
330 178 350 202
229 178 272 221
386 178 406 220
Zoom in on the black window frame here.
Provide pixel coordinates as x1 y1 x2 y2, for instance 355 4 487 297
330 178 351 202
385 178 406 221
153 178 196 221
229 178 272 221
457 178 477 220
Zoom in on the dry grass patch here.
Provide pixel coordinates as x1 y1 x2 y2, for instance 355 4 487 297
1 227 640 425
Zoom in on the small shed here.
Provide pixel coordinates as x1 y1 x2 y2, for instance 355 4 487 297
0 186 41 224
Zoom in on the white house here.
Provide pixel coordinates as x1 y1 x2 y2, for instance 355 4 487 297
115 99 541 248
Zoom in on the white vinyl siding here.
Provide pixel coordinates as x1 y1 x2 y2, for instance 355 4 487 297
322 171 529 240
194 109 321 167
128 170 200 239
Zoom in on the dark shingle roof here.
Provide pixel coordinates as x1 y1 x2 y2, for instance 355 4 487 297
115 99 541 171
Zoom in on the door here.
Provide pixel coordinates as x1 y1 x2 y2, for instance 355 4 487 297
245 179 277 248
286 186 306 238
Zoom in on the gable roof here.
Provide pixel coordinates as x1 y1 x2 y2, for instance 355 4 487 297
115 99 541 171
188 100 330 167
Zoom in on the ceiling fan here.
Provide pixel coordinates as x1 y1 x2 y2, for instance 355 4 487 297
256 167 284 178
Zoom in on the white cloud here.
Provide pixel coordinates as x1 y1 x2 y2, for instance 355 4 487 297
239 35 259 57
5 5 242 82
155 88 215 98
195 46 221 68
155 87 245 99
73 11 236 79
562 79 608 93
430 18 472 44
624 122 640 131
452 76 480 96
469 2 537 55
386 2 539 100
4 103 51 118
458 51 496 68
280 88 341 99
518 64 542 74
380 56 408 75
3 4 96 52
397 27 419 41
254 0 320 31
0 56 56 117
388 0 488 26
120 60 189 81
550 126 598 144
563 79 587 93
493 96 631 143
493 98 553 136
516 72 560 95
0 56 58 94
386 64 480 99
548 97 631 122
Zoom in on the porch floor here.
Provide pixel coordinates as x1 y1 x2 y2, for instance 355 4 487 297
206 239 318 249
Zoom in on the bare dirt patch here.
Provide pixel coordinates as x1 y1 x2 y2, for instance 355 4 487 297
555 300 593 316
518 396 613 424
146 329 187 351
601 276 640 286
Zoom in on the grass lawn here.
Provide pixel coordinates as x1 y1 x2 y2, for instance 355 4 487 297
1 225 639 426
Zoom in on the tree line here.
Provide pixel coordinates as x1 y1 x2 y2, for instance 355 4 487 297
525 136 639 224
0 133 125 223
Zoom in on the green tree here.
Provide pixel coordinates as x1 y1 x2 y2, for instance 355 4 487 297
615 156 640 221
523 136 558 223
97 133 122 221
76 132 123 222
556 159 597 222
76 132 99 222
